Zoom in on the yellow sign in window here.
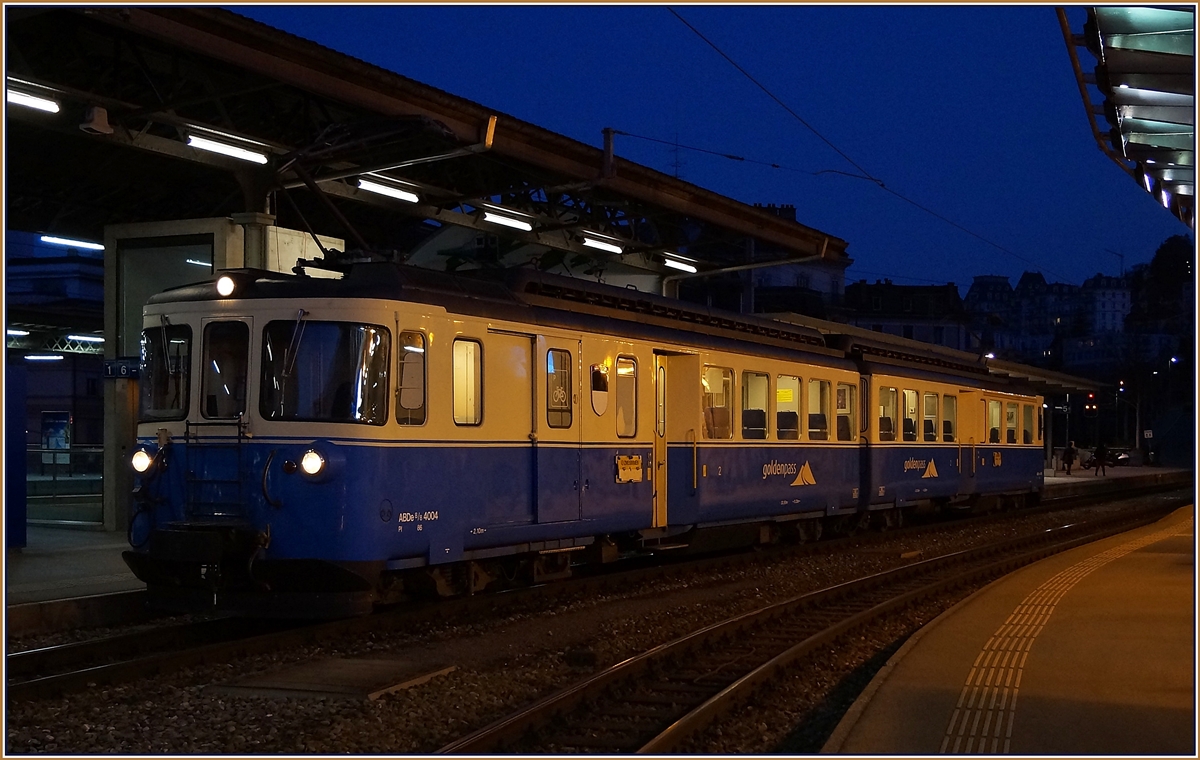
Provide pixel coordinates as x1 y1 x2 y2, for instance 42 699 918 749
777 387 794 403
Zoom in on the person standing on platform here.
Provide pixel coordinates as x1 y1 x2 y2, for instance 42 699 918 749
1093 442 1107 476
1063 441 1077 475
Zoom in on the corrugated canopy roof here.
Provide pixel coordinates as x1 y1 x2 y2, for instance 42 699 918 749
5 7 848 280
1060 6 1194 228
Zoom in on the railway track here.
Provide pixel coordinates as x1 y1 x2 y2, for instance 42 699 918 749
436 499 1179 754
7 486 1187 705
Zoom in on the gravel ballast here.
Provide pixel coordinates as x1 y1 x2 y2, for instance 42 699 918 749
5 503 1145 754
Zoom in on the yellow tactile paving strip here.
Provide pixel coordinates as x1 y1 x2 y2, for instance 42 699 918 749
939 516 1195 755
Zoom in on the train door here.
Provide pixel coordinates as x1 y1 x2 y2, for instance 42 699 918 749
652 355 668 527
536 335 582 523
188 316 252 519
957 392 981 491
656 352 701 528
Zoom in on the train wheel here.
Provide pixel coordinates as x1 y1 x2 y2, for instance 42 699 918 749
870 510 898 531
531 553 572 584
796 519 823 543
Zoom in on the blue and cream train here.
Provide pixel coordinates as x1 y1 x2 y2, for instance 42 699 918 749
124 264 1045 616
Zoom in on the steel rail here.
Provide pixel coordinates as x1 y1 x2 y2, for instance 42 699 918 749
635 507 1167 753
436 500 1179 754
7 482 1188 703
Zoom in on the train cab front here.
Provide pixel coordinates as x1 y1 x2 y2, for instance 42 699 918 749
121 273 387 619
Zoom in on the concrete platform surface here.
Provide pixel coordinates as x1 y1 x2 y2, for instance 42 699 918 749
5 525 144 607
825 505 1196 756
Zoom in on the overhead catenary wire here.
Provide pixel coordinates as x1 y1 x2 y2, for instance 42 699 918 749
665 7 1067 282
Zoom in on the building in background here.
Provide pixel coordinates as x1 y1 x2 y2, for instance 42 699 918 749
6 231 105 446
841 279 970 350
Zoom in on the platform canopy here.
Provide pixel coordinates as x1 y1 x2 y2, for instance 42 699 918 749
1061 6 1195 228
5 7 848 280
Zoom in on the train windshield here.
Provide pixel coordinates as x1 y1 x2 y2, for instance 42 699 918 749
139 323 192 421
259 320 390 424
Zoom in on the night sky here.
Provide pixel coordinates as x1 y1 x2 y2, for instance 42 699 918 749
232 5 1189 292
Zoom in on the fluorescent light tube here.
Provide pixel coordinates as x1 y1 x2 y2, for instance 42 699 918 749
7 329 30 337
25 355 64 361
662 251 698 263
40 235 104 251
482 212 533 232
663 258 697 273
187 135 269 164
582 237 623 254
68 334 104 343
358 179 420 203
186 259 211 267
7 90 59 113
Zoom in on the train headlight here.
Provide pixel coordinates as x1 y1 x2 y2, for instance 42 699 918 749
131 449 154 473
300 449 325 476
216 275 236 297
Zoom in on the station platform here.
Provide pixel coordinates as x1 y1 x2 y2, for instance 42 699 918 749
3 467 1192 635
5 525 144 606
824 503 1196 755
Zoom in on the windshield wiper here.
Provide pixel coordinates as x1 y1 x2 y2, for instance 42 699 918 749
282 308 309 378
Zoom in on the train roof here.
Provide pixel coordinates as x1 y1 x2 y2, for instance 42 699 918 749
148 263 1098 393
148 264 848 365
766 311 1101 395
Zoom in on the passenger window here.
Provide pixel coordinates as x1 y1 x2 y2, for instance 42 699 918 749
260 321 389 424
1022 404 1034 444
656 364 666 438
615 357 637 437
942 395 957 442
591 364 609 415
808 379 830 440
140 324 192 422
922 392 938 442
902 390 918 441
836 382 856 441
776 374 800 440
396 331 426 426
201 321 248 419
1006 402 1018 444
741 371 769 439
453 339 482 426
702 366 733 439
878 386 898 441
987 400 1001 443
547 349 572 428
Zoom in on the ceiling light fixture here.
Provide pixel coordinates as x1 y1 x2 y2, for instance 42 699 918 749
187 134 269 164
186 259 211 267
67 334 104 343
7 89 60 113
357 178 420 203
40 235 104 251
7 329 30 337
25 355 64 361
663 258 698 274
482 211 533 232
582 236 623 255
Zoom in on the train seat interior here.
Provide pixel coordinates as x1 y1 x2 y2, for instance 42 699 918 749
777 411 799 440
808 413 828 441
836 415 852 442
741 409 767 439
879 417 895 441
704 407 732 439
